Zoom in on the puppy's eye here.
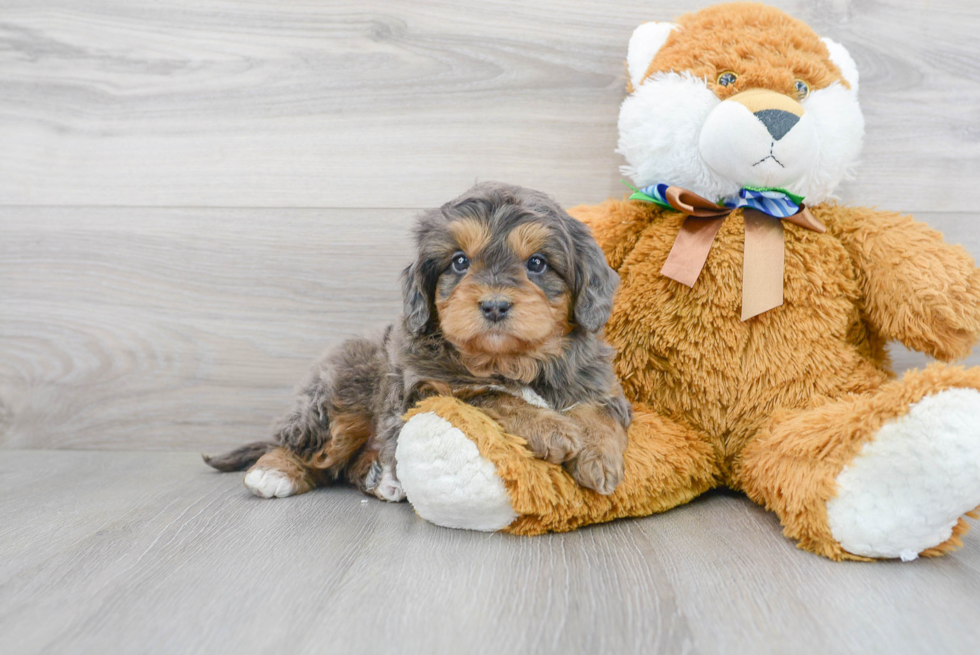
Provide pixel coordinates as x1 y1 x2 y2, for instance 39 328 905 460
526 255 547 274
717 71 738 87
450 252 470 274
794 79 810 100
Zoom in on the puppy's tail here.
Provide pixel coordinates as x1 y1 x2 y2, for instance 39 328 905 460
202 441 278 472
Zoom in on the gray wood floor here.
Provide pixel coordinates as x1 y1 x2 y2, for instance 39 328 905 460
3 450 979 655
3 1 980 653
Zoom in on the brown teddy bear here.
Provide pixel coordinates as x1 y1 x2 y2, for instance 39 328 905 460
394 1 980 561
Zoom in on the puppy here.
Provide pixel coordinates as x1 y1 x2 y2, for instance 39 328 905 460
204 182 631 500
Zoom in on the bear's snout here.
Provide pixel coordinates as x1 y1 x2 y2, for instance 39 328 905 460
754 109 799 141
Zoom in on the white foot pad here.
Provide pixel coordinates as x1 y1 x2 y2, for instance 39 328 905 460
396 411 518 531
244 467 297 499
827 388 980 560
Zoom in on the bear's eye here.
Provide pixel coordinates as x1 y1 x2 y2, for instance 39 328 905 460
794 79 810 100
526 255 547 274
450 252 470 274
717 71 738 87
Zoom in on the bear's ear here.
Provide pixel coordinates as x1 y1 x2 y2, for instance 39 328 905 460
627 22 678 89
821 37 859 94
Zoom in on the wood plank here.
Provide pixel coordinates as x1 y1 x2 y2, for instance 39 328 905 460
1 450 978 655
3 207 979 451
0 0 977 211
0 207 413 450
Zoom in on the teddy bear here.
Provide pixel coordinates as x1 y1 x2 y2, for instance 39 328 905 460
392 1 980 561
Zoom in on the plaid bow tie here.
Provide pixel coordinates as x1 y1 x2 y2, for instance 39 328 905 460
631 183 806 218
626 182 825 320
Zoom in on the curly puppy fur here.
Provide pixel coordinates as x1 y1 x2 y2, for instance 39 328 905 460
204 182 632 499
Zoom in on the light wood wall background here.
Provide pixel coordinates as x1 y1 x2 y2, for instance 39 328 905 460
2 0 979 451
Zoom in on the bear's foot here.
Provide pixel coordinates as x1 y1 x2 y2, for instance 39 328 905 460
740 365 980 561
396 410 518 531
826 388 980 560
396 396 720 535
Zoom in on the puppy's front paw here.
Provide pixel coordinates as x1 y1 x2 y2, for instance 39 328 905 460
370 462 406 502
244 467 298 498
523 414 583 464
565 448 624 495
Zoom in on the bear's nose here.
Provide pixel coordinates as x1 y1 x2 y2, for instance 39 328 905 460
754 109 799 141
480 300 512 323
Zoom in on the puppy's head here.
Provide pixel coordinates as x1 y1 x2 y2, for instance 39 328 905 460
402 182 618 378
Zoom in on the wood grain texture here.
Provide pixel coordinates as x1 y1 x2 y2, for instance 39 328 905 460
3 207 978 451
0 0 978 211
1 450 978 655
0 207 413 450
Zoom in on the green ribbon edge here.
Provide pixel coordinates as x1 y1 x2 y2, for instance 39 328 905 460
742 185 805 205
621 180 672 209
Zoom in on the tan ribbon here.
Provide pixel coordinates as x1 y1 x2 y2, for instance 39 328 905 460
657 186 825 321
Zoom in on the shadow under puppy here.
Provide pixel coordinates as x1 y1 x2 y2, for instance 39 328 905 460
204 182 631 500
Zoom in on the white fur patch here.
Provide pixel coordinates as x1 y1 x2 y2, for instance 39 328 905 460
374 464 406 502
243 467 297 499
395 411 518 531
518 386 550 409
821 37 859 94
618 72 730 200
827 389 980 560
627 22 677 89
796 82 864 204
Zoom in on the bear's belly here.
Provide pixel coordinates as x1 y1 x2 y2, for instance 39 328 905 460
608 211 884 444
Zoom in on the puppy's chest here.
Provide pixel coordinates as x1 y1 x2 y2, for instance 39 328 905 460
491 385 578 413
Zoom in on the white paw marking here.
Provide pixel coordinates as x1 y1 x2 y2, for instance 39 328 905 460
518 387 551 409
373 465 406 502
827 388 980 560
396 411 518 531
243 467 297 499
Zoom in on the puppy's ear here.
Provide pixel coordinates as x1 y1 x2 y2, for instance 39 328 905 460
570 220 619 332
401 261 433 336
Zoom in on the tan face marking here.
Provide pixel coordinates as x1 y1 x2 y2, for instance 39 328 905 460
727 88 805 117
449 219 491 257
507 222 551 260
436 271 571 381
437 277 569 351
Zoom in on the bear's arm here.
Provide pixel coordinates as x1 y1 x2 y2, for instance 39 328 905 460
569 198 654 270
822 205 980 361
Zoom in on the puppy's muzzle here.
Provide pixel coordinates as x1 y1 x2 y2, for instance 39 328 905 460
479 299 512 323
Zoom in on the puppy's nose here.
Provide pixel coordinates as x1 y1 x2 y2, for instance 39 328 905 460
754 109 799 141
480 300 512 323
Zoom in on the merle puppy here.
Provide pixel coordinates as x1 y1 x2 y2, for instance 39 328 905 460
204 182 631 501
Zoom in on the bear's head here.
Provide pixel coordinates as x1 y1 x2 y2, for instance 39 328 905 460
619 2 862 205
